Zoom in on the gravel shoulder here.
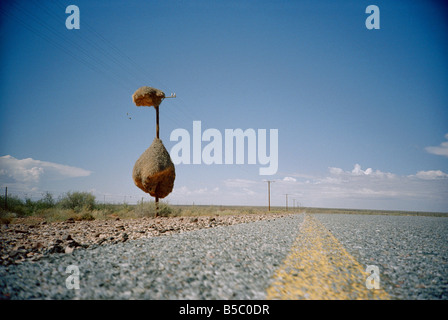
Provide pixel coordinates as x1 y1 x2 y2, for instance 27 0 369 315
0 213 291 266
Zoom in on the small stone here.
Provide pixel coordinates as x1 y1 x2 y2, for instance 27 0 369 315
62 234 73 241
122 233 129 242
30 254 43 261
10 250 24 258
32 242 44 250
65 246 74 254
67 240 81 248
48 244 64 254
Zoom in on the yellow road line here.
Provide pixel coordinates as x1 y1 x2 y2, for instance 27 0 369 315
266 214 390 300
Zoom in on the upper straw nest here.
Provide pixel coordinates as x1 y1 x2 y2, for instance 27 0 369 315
132 86 165 107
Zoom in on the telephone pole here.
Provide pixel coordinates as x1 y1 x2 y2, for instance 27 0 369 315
264 180 275 211
4 187 7 211
283 193 290 211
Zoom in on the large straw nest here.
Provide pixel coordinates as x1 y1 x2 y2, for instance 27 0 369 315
132 86 165 107
133 138 175 198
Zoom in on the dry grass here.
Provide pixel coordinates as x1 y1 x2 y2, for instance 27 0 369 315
3 201 446 225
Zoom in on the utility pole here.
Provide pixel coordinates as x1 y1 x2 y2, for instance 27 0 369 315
264 180 275 211
293 198 296 209
4 187 7 211
283 193 290 211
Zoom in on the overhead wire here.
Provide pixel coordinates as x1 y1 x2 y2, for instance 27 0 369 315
1 1 257 178
48 0 194 127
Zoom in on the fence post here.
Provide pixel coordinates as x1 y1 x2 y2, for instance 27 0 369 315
4 187 8 211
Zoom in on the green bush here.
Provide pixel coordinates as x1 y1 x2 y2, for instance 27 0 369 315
36 191 55 210
0 195 29 216
58 191 96 212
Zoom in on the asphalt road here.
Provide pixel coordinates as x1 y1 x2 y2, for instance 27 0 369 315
1 213 447 300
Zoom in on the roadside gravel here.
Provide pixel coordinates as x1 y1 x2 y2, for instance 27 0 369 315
0 214 303 299
313 213 448 300
0 213 289 266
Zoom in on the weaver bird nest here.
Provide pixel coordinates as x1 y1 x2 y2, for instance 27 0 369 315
133 138 175 198
132 86 165 107
131 86 176 199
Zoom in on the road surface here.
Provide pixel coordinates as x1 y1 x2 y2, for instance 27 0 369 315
1 213 447 300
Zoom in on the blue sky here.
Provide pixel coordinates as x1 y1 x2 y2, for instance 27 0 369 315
1 0 447 212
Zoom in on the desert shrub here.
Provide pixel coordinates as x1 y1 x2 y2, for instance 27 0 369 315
90 209 110 220
58 191 96 212
0 210 16 224
0 195 29 216
133 201 179 218
35 192 55 210
74 210 95 221
35 208 77 222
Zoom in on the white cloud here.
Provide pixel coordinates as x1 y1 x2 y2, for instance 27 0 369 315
283 176 297 182
414 170 448 180
352 163 369 175
0 155 92 186
329 167 344 175
223 178 258 188
278 164 447 211
172 186 219 196
243 188 257 196
329 164 395 178
425 133 448 157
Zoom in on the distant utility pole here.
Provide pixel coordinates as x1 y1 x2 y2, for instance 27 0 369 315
293 198 296 209
4 187 7 211
283 193 290 211
264 180 275 211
